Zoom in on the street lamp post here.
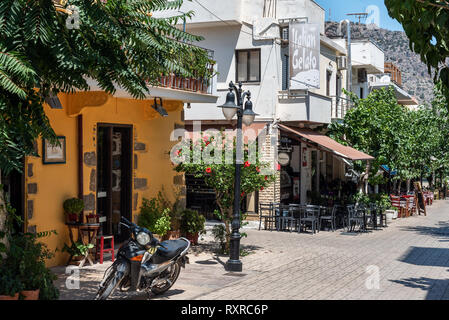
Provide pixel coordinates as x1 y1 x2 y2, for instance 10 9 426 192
218 81 257 272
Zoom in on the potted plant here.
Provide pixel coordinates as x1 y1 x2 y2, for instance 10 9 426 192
153 209 171 240
138 197 171 240
62 241 94 261
1 231 59 300
63 198 84 223
0 268 22 300
180 209 206 245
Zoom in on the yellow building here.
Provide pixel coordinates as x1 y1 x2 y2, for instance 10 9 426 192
2 78 217 267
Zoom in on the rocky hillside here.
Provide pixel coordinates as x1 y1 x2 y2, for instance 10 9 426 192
325 21 434 105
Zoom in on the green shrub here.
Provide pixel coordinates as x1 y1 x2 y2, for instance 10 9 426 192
63 198 84 214
153 209 171 237
138 198 171 236
1 231 59 300
0 267 23 297
180 209 206 235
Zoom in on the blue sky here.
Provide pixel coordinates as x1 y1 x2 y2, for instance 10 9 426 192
314 0 404 31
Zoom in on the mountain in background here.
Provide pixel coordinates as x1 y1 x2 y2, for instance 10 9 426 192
325 21 434 105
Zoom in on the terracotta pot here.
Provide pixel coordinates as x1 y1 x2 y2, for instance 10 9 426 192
0 293 19 300
185 233 199 245
166 230 181 240
66 213 79 223
21 289 40 300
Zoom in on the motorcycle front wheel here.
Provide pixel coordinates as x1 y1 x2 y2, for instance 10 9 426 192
151 261 181 295
95 260 129 300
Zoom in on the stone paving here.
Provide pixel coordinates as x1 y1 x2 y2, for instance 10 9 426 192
55 200 449 300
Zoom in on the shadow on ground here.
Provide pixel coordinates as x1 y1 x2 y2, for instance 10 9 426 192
399 221 449 242
390 277 449 300
398 246 449 268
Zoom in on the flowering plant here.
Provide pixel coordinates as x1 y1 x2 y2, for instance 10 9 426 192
174 132 276 251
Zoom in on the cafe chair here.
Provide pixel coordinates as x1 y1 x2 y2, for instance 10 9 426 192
320 205 338 232
95 235 115 264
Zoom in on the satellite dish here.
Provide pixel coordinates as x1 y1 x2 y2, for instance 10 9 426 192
380 75 390 83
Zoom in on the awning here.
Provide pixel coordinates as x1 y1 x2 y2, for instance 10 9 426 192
278 124 374 161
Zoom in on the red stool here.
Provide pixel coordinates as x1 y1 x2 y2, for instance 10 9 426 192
95 235 114 264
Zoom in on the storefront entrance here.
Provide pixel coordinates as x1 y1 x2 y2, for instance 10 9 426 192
97 124 132 243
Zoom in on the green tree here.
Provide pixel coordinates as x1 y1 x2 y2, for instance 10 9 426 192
385 0 449 102
174 133 276 251
329 87 407 191
0 0 210 259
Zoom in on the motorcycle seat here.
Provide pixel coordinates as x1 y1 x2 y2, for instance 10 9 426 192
157 239 188 260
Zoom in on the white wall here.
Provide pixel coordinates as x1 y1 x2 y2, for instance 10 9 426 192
351 41 385 74
184 23 280 121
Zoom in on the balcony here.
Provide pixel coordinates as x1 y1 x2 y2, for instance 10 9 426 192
331 96 353 120
351 40 385 74
384 62 402 87
277 91 332 124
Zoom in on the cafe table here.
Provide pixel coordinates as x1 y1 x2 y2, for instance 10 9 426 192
66 222 101 267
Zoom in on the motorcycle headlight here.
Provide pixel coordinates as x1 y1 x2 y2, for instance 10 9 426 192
136 232 151 246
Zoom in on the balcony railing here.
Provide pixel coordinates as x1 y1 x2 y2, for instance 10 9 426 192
157 48 215 95
331 96 353 119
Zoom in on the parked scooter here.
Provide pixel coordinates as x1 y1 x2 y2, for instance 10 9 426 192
95 216 190 300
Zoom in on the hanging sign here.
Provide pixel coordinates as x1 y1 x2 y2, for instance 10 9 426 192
289 22 320 89
278 152 290 166
302 147 308 167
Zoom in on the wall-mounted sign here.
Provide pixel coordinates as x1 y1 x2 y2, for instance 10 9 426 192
278 152 290 166
289 22 320 89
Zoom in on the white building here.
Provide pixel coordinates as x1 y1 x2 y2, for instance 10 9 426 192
158 0 374 215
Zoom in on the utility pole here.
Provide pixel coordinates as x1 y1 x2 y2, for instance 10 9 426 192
338 20 352 94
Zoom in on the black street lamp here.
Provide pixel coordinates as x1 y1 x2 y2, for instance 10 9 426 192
218 81 258 272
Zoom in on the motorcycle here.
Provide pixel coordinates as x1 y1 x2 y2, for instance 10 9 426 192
95 216 190 300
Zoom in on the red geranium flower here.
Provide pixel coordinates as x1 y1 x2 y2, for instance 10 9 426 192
205 141 210 146
241 192 245 197
244 161 250 168
206 167 212 173
260 187 264 191
264 176 268 181
277 163 281 171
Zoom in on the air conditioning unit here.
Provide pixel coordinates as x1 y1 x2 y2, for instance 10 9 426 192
337 56 348 70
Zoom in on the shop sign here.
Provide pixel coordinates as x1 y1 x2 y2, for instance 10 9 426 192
278 152 290 166
289 22 320 89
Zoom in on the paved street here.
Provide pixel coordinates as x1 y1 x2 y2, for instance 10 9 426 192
55 200 449 300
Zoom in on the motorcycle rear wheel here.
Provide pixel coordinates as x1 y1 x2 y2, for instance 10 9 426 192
151 261 181 295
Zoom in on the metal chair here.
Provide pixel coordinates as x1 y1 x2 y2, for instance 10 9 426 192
302 205 320 234
258 203 276 231
320 205 338 231
347 204 365 232
284 204 301 233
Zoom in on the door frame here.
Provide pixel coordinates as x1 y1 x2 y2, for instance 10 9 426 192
96 123 133 240
1 160 25 233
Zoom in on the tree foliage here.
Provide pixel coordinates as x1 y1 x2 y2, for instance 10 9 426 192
174 133 276 250
0 0 210 172
385 0 449 101
329 85 449 191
